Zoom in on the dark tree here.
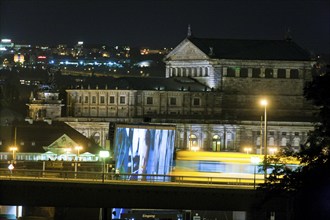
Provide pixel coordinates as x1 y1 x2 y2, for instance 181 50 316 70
262 66 330 219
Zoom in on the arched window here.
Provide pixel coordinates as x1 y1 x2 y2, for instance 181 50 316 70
212 135 221 152
281 137 287 146
293 137 300 147
177 68 181 76
204 67 208 76
93 132 100 144
182 68 187 76
189 134 198 151
256 137 261 146
269 137 275 146
199 67 203 76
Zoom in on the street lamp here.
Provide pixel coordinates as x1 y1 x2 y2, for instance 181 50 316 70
251 156 261 189
99 150 110 183
75 146 83 161
244 147 252 154
269 147 277 155
9 147 18 161
260 99 268 182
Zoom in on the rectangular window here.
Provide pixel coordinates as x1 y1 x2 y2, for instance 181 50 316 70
147 97 153 105
240 68 248 77
277 69 286 78
100 96 105 104
120 96 126 104
193 98 200 106
290 69 299 79
92 96 96 104
252 68 261 78
170 97 176 105
226 67 236 77
84 96 89 103
109 96 115 104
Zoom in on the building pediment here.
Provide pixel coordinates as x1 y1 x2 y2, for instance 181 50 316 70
165 38 210 61
43 134 78 155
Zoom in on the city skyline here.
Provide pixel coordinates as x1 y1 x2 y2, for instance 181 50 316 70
1 0 330 53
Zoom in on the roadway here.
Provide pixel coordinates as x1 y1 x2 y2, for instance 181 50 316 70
0 170 291 214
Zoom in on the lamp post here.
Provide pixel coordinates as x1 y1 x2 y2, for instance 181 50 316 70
9 147 18 161
251 156 261 189
75 146 82 161
99 150 110 183
260 99 268 182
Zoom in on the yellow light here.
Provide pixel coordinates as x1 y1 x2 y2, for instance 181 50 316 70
75 146 82 151
269 147 278 155
260 99 268 106
244 147 252 154
9 147 18 152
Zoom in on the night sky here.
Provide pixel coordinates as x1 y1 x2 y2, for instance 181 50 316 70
1 0 329 53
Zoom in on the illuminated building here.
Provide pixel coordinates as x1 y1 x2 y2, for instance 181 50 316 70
27 29 317 154
14 53 25 63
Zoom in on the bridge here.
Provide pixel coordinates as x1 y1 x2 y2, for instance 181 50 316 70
0 169 292 219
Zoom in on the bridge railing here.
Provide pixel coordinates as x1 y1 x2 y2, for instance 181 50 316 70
0 168 262 187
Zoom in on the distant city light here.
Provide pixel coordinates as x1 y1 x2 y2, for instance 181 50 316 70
1 39 11 43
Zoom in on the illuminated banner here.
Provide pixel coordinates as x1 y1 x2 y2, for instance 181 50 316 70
113 123 176 178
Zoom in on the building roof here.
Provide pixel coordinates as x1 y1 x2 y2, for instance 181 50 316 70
188 37 312 61
0 121 101 154
68 76 210 92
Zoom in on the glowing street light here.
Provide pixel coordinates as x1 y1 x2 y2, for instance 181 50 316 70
75 146 83 161
260 99 268 182
99 150 110 183
244 147 252 154
251 156 261 189
9 147 18 161
269 147 278 155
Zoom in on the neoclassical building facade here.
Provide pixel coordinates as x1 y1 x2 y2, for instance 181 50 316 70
27 34 317 154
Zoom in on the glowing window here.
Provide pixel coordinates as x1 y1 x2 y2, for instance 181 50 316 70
212 135 221 152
